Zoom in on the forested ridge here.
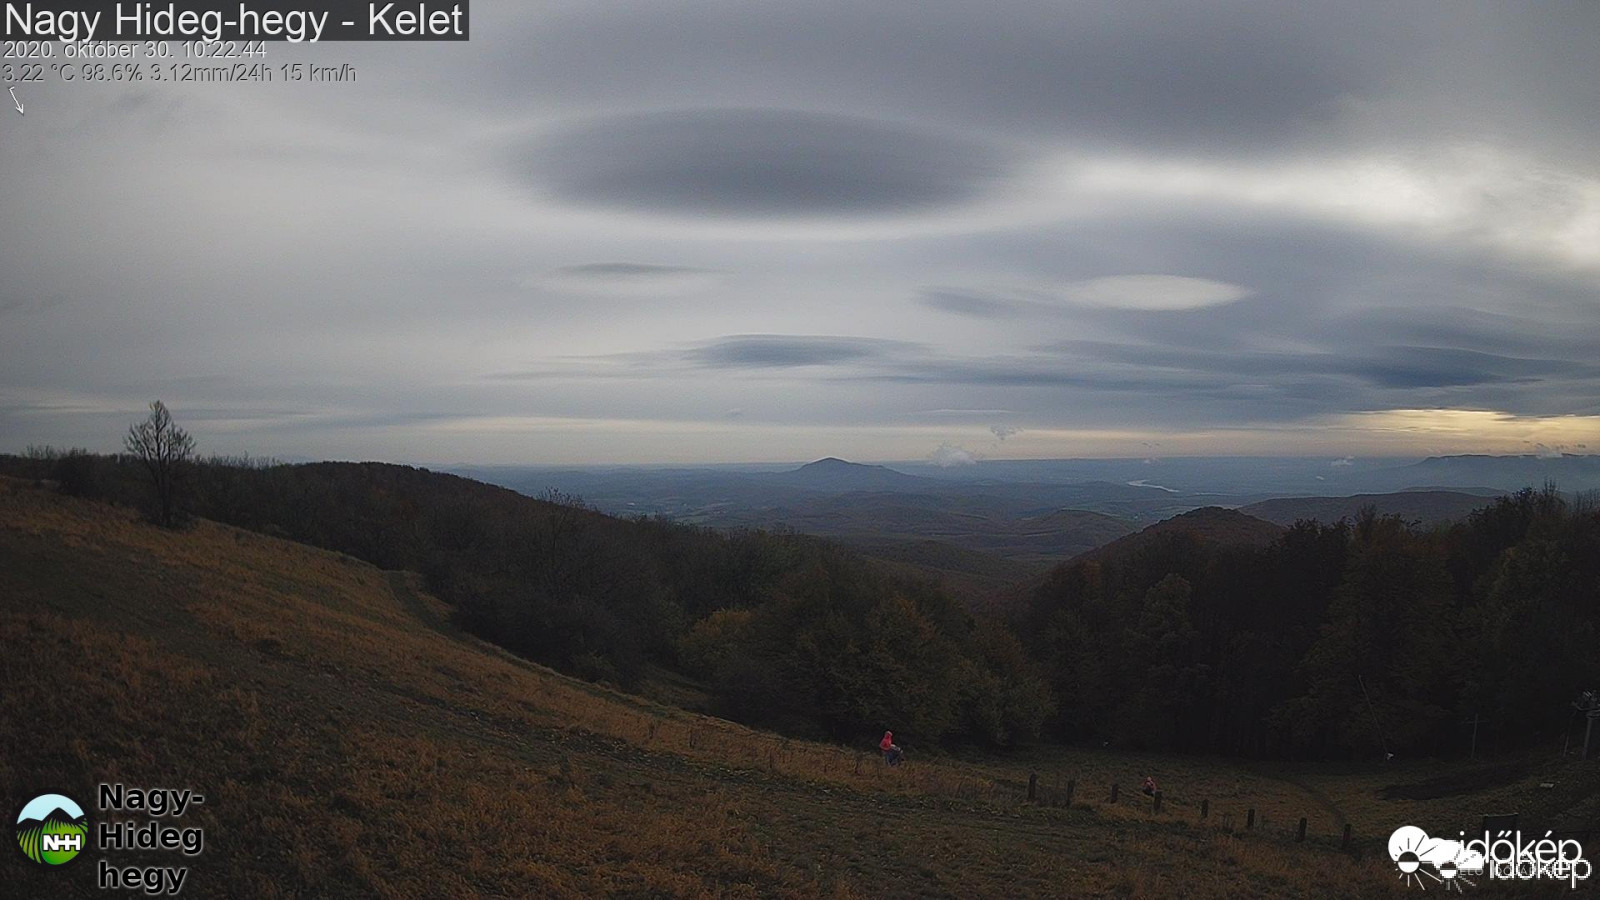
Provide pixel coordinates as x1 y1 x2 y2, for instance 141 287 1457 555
6 448 1596 760
1 452 1051 749
1021 488 1600 757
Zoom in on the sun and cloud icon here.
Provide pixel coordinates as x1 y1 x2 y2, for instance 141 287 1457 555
1389 825 1484 891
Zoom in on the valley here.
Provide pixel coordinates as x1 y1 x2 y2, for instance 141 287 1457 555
10 478 1589 897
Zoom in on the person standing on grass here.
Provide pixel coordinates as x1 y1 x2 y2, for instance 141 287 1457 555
880 730 903 766
1142 775 1158 797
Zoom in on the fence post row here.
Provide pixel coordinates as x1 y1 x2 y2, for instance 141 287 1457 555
873 766 1340 851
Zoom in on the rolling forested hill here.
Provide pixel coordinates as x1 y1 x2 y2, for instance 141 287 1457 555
2 477 1457 898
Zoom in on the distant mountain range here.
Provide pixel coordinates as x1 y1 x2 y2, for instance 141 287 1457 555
877 453 1600 495
456 453 1598 513
448 454 1587 604
1377 454 1600 492
455 461 1208 524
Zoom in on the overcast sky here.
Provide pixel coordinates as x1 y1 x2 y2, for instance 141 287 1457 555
3 1 1598 465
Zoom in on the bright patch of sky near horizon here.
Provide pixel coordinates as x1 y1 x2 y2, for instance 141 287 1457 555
3 2 1599 465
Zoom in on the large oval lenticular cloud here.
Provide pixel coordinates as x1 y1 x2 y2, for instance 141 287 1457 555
527 109 1014 219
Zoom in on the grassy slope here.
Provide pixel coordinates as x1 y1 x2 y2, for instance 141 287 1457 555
2 480 1583 898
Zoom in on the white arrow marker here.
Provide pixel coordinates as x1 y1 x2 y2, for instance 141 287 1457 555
8 87 21 115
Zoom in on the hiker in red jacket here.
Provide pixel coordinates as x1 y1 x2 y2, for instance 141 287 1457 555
880 730 904 766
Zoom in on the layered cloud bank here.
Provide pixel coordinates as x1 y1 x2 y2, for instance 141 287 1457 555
3 2 1599 463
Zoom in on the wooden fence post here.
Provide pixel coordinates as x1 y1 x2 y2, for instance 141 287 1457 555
1200 799 1209 819
1110 783 1119 804
1246 808 1256 830
1341 824 1352 851
1152 790 1162 813
1028 772 1037 803
1066 779 1075 807
1296 817 1307 842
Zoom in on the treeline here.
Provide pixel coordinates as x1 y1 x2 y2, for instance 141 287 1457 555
7 442 1596 761
1019 487 1600 759
0 449 1052 749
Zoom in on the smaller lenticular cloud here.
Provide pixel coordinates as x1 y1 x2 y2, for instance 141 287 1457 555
534 263 724 297
1331 456 1356 467
1062 275 1252 311
929 443 979 467
920 288 1025 319
689 335 917 369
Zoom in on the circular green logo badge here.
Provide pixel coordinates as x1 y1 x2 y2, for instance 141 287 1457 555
16 794 88 865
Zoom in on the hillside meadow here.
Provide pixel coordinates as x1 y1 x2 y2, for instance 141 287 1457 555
2 479 1587 897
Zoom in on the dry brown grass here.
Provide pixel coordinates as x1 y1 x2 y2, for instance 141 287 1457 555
0 479 1503 897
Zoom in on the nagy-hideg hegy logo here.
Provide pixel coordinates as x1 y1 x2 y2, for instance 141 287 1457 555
16 785 209 894
16 793 89 866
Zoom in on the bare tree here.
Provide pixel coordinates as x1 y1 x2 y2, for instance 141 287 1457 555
124 400 196 527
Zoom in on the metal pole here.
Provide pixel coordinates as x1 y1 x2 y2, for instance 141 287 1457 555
1459 712 1489 759
1359 675 1391 761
